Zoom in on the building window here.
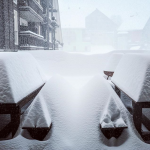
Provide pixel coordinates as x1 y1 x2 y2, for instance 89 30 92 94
13 0 17 4
14 10 18 45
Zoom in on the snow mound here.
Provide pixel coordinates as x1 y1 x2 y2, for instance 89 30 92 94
22 74 75 129
104 53 124 72
22 94 51 128
100 96 127 128
112 53 150 102
0 52 47 103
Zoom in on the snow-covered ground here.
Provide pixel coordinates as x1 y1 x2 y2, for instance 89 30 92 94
0 50 150 150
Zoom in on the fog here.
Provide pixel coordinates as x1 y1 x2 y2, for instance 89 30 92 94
59 0 150 53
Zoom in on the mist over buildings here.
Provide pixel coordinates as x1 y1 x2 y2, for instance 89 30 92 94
59 0 150 52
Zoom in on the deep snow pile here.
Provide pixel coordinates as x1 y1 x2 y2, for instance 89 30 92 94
112 53 150 102
0 52 47 103
0 51 150 150
104 53 124 72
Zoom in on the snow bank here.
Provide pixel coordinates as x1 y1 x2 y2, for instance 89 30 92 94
104 53 124 72
28 50 111 77
0 52 46 103
112 53 150 102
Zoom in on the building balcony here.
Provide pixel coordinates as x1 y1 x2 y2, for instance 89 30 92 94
19 31 45 50
19 0 43 22
49 8 58 12
42 15 54 29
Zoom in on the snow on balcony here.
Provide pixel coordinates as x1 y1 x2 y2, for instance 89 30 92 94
112 53 150 102
19 31 45 50
0 52 47 103
104 53 124 73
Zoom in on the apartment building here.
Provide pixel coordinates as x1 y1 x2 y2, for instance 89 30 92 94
0 0 63 51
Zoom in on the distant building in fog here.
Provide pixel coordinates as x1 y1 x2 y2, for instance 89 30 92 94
62 28 91 52
85 9 118 50
62 9 118 52
85 9 117 32
117 14 150 50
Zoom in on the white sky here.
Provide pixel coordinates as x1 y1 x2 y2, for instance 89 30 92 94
59 0 150 28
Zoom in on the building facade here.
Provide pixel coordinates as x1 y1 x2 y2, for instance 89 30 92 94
0 0 63 51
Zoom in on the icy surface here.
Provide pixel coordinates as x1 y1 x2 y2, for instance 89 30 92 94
112 53 150 102
0 52 47 103
0 51 150 149
104 53 124 72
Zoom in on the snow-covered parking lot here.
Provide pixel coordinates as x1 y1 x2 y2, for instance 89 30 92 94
0 50 150 150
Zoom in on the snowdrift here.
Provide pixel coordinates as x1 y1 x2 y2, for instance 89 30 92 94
29 51 112 77
104 53 124 72
0 52 46 103
112 53 150 102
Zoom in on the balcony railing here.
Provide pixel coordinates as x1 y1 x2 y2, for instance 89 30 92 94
19 0 43 22
20 25 43 35
20 26 28 32
19 31 45 50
